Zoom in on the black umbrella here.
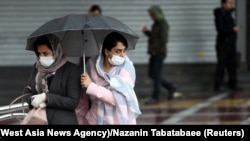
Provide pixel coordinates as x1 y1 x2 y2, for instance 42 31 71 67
26 14 140 72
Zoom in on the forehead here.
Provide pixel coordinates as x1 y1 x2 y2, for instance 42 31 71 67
112 42 126 49
37 45 52 52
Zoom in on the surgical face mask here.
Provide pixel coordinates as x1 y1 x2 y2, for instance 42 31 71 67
39 56 55 67
108 55 125 66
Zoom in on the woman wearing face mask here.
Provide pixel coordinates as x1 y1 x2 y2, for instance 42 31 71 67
24 35 82 125
76 32 141 124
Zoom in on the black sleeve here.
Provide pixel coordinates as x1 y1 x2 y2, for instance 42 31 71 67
214 9 234 34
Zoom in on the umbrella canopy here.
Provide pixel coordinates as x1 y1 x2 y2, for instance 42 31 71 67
26 14 140 57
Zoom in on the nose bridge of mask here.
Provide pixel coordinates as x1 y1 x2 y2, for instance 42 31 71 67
112 55 123 60
40 56 53 60
39 56 55 67
108 55 125 66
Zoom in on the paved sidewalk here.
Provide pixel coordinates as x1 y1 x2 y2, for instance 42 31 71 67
135 63 250 125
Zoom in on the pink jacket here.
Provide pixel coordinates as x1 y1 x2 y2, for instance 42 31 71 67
86 56 136 124
76 55 141 124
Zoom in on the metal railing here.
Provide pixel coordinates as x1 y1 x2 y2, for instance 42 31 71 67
0 102 28 124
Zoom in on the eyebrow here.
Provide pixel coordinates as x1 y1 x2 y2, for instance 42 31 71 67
115 48 126 51
39 51 50 53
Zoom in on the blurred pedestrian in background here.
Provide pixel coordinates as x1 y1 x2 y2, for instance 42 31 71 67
88 4 102 15
76 32 141 124
24 35 82 125
142 5 177 105
213 0 241 93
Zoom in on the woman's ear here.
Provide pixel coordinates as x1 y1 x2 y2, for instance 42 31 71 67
104 49 109 57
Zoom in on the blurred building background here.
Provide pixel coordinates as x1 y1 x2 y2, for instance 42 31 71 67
0 0 249 106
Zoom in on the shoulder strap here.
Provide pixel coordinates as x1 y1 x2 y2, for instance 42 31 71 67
9 86 31 122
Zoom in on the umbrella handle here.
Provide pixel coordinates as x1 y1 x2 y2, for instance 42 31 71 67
83 52 85 73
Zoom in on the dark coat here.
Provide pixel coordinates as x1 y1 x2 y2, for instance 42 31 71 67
25 61 81 125
214 7 237 47
143 5 169 56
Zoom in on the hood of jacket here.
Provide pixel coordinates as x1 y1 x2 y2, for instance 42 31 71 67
148 5 165 20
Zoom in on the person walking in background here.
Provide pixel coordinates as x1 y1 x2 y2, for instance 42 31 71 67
76 32 141 124
213 0 241 93
88 4 102 15
142 5 177 105
24 35 82 125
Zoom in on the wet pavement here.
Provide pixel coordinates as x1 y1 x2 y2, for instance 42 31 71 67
137 91 250 125
134 64 250 125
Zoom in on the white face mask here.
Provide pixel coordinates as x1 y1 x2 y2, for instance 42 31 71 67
39 56 55 67
108 55 125 66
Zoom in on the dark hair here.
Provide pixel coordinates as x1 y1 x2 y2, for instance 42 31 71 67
33 35 52 57
221 0 227 4
89 4 102 14
101 32 128 56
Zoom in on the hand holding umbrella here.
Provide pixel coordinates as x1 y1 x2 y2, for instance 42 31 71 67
81 72 92 88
